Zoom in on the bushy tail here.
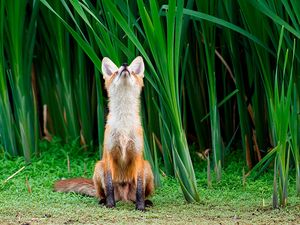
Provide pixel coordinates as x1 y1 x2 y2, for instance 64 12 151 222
54 178 96 197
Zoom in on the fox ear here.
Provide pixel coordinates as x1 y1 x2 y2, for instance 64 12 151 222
102 57 118 79
129 56 144 78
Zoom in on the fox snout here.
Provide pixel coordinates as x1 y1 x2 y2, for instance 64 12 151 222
120 63 130 76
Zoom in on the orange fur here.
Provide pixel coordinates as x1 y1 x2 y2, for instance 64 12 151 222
54 178 96 197
93 125 154 202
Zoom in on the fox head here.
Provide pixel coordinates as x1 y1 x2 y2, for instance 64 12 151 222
101 56 145 97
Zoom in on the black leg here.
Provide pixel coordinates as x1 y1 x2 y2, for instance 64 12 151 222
105 172 115 208
136 176 145 211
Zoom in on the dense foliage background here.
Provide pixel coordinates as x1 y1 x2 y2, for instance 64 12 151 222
0 0 299 207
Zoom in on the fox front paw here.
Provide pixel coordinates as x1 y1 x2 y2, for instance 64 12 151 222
145 199 153 207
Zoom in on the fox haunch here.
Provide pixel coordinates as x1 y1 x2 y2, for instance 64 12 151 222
54 56 154 211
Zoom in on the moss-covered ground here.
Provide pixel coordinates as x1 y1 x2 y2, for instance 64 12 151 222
0 139 299 224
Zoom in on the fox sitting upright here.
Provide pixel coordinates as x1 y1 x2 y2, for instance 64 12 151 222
54 56 154 211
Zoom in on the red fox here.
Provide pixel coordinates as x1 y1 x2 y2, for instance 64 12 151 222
54 56 154 210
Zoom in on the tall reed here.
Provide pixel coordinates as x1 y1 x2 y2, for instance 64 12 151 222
0 0 18 157
4 1 39 161
269 29 293 207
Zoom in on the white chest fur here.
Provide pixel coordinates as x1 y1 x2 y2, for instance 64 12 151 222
105 87 143 157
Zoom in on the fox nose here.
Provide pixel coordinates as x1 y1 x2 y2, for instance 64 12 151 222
122 63 128 67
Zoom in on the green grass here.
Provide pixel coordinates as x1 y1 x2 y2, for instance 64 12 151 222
0 140 299 224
